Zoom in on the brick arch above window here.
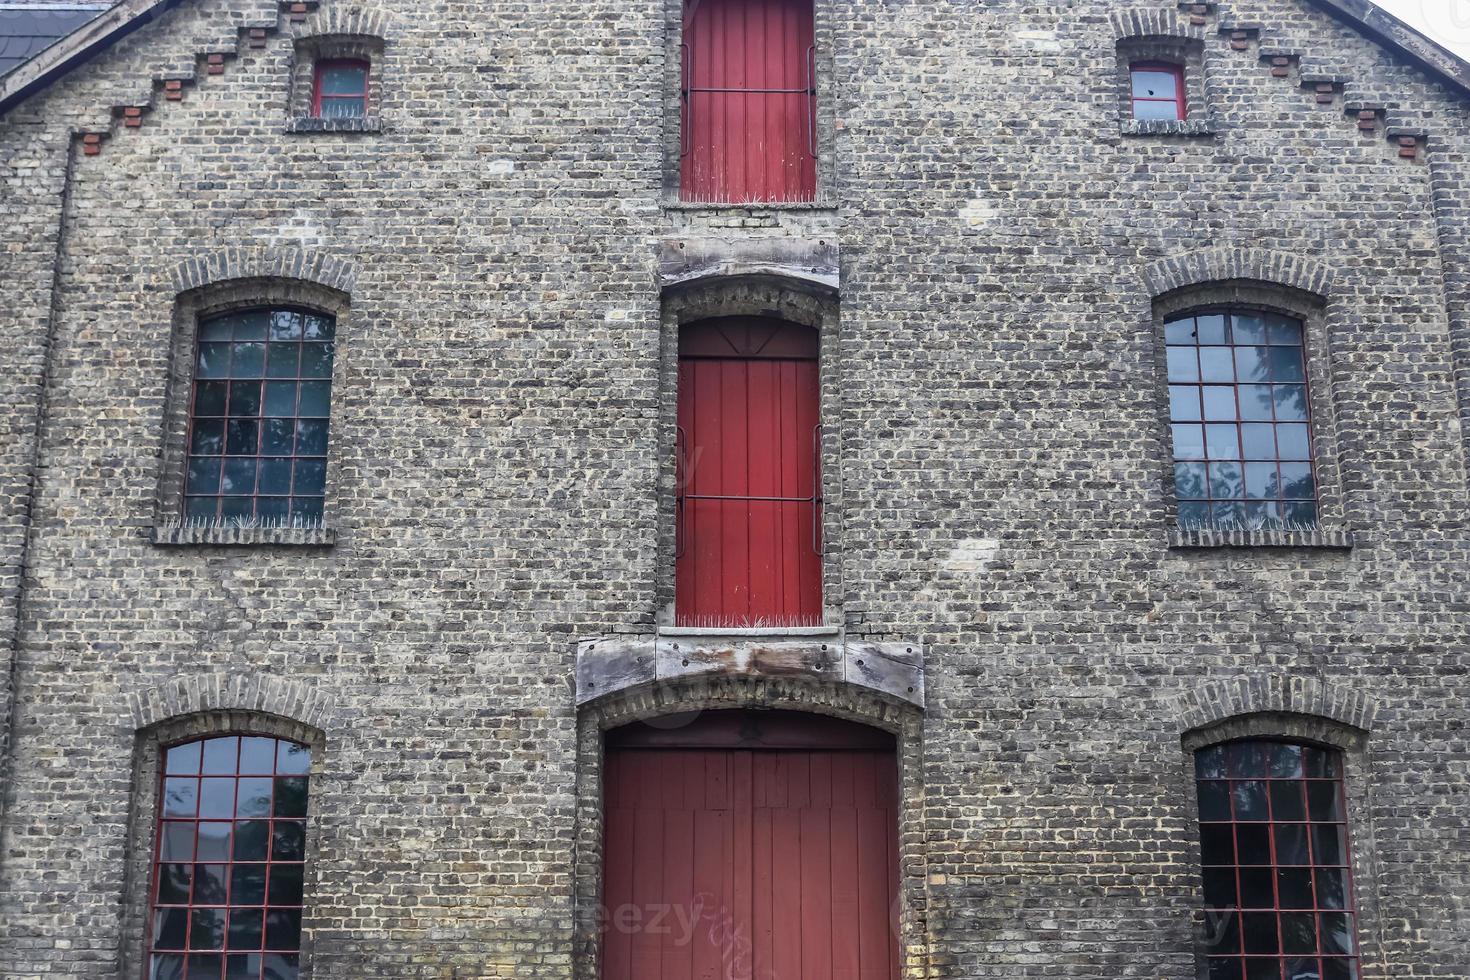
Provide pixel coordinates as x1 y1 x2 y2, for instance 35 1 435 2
1108 9 1207 43
288 1 395 44
168 246 357 297
129 671 338 734
1176 675 1378 741
1145 247 1337 301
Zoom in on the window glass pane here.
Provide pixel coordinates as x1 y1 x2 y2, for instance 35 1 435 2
1207 462 1243 500
1131 68 1179 98
1234 346 1269 382
1237 385 1274 420
1166 347 1199 382
1277 424 1311 460
269 310 302 341
1170 385 1201 421
1269 346 1306 382
195 381 228 416
1231 312 1267 345
1273 385 1309 421
1239 869 1273 909
1270 780 1306 821
1173 424 1205 460
320 96 366 119
319 64 366 95
1196 314 1227 345
1205 424 1239 460
1202 387 1236 421
1165 317 1196 345
1133 97 1180 120
1200 347 1235 382
158 864 193 904
1175 462 1207 500
1241 424 1276 460
188 457 222 495
164 779 199 817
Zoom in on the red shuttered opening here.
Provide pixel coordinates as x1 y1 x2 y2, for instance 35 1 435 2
602 712 901 980
676 317 822 627
681 0 817 203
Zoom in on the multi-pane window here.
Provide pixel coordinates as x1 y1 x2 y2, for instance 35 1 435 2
680 0 817 203
1131 62 1186 120
1195 741 1359 980
312 58 369 118
148 735 312 980
1165 309 1318 531
184 308 333 526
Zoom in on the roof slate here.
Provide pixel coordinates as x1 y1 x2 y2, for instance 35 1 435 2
0 4 110 79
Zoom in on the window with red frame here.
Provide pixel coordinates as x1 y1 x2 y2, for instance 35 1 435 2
184 308 333 527
312 58 368 118
1131 61 1186 120
1195 741 1360 980
1165 309 1318 531
148 735 312 980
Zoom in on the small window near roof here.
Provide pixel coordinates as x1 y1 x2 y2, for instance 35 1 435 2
312 58 369 119
1131 62 1186 121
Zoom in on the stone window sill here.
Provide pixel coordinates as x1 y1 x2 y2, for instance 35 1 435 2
286 116 382 134
1122 118 1217 138
152 525 337 547
658 624 842 639
1169 528 1353 550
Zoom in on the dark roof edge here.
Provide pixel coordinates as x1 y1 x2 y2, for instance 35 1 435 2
0 0 187 117
1307 0 1470 101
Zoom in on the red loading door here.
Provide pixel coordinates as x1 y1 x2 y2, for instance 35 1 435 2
601 714 901 980
676 317 822 627
681 0 818 203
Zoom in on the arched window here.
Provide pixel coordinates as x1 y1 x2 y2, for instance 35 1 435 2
1131 61 1186 120
676 317 822 625
1164 309 1318 531
147 735 312 980
1194 740 1359 980
185 307 334 526
680 0 817 202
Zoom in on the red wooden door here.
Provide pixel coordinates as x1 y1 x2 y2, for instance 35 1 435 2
676 318 822 627
602 713 901 980
681 0 818 203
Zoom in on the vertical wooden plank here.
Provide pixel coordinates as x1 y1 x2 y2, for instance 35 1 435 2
692 805 728 980
603 753 635 980
799 807 833 980
786 752 811 808
706 749 729 810
831 752 856 807
770 807 802 980
752 804 774 980
731 751 754 980
830 805 861 980
631 799 664 979
809 751 832 808
857 804 895 980
720 359 749 620
662 803 695 980
747 360 779 618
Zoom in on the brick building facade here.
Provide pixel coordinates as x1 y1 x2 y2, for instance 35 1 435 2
1 0 1468 977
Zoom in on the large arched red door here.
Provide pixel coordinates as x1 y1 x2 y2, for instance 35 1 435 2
601 711 900 980
676 317 822 626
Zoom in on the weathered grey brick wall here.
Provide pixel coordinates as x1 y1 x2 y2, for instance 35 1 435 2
1 0 1468 978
